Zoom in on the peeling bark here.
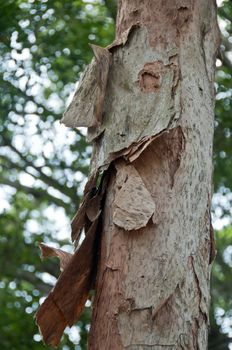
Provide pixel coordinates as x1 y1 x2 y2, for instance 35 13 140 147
113 160 156 231
36 0 220 348
88 1 220 349
62 45 111 131
39 243 72 271
35 171 109 346
36 220 98 347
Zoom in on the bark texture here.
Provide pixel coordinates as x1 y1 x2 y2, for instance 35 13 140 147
36 0 220 349
87 1 220 349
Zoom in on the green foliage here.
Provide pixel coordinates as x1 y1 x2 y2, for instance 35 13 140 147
0 0 114 349
209 227 232 349
0 0 231 349
214 0 232 194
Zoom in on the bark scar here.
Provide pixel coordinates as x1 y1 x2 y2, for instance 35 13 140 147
138 60 178 94
138 62 164 93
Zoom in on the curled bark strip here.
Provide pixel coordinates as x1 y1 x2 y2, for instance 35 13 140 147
39 243 73 271
83 171 98 195
104 134 158 166
86 194 102 222
36 220 99 347
71 171 108 244
90 44 112 126
107 23 140 51
71 172 98 244
71 188 96 243
61 45 111 129
104 126 185 172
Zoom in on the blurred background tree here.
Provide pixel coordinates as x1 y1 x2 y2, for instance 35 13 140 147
0 0 231 349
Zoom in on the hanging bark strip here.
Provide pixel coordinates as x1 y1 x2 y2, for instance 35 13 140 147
39 243 73 271
36 0 220 348
35 172 109 346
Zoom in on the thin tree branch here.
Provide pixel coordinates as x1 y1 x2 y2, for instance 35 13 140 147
5 141 77 200
0 144 79 204
15 270 52 295
0 178 70 210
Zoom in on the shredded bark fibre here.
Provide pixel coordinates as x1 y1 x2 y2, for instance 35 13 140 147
36 0 219 347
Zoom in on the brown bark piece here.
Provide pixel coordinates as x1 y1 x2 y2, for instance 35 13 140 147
71 189 94 243
36 171 110 346
39 243 73 271
113 161 156 231
89 44 112 126
36 296 67 347
36 220 99 347
86 194 102 222
61 45 111 129
107 23 139 51
71 173 98 243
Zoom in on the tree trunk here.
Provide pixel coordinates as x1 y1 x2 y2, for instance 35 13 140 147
35 0 220 348
88 1 220 349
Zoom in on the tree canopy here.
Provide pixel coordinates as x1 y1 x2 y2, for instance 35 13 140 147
0 0 231 349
